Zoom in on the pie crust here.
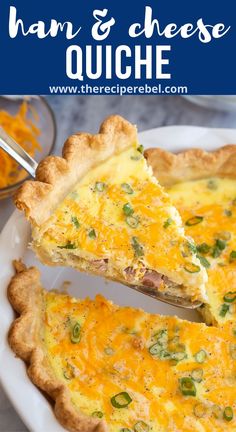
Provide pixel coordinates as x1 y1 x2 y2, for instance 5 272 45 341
145 145 236 186
8 261 107 432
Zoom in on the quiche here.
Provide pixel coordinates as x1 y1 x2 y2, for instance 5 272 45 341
14 116 207 303
146 145 236 324
8 262 236 432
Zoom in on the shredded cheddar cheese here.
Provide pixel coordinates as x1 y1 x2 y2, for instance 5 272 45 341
0 101 41 188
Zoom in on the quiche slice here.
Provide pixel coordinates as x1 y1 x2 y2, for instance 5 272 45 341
8 262 236 432
146 145 236 324
14 116 207 303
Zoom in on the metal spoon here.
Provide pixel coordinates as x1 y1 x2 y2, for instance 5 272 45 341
0 127 203 310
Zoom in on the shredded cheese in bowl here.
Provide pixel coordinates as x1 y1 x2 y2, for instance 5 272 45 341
0 101 41 189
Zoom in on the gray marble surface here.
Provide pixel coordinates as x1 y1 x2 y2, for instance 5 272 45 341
1 95 236 431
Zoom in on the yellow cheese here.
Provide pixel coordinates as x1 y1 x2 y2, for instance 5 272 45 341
43 291 236 431
37 146 207 301
167 177 236 324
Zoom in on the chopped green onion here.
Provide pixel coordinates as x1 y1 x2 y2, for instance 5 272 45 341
111 392 132 408
134 421 150 432
197 243 210 254
179 377 196 396
211 239 227 259
224 209 232 217
63 363 75 380
123 203 134 216
193 402 207 418
158 350 171 360
191 368 203 383
149 343 163 356
232 327 236 336
92 411 103 418
230 250 236 262
63 371 72 380
95 181 106 192
149 335 171 360
120 429 132 432
184 263 201 273
223 406 234 422
121 183 134 194
229 343 236 360
131 237 144 257
186 216 203 226
126 215 139 228
71 216 80 229
211 246 222 258
163 218 173 229
212 404 222 419
88 229 96 239
58 242 76 249
219 303 230 317
197 255 210 269
224 291 236 303
171 351 187 362
71 322 81 344
187 242 197 254
194 350 207 363
153 329 168 345
215 239 226 251
137 145 144 154
207 179 218 190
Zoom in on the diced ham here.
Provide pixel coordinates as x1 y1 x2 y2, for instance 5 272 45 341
125 267 170 290
92 259 108 273
142 270 163 289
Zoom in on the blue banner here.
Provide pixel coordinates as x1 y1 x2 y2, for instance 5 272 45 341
0 0 235 94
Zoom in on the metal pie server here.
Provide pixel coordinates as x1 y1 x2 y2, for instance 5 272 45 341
0 127 203 310
0 126 38 178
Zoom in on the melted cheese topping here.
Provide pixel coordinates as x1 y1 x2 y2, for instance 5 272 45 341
37 147 207 300
43 292 236 431
167 177 236 323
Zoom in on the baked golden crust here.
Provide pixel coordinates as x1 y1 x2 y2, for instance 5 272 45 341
145 145 236 186
14 115 137 226
8 261 107 432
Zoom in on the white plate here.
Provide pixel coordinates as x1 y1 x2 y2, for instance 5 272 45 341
1 125 236 432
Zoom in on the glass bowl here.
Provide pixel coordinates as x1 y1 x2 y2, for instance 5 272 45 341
0 96 56 200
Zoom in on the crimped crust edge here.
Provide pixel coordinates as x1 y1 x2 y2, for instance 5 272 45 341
8 261 107 432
